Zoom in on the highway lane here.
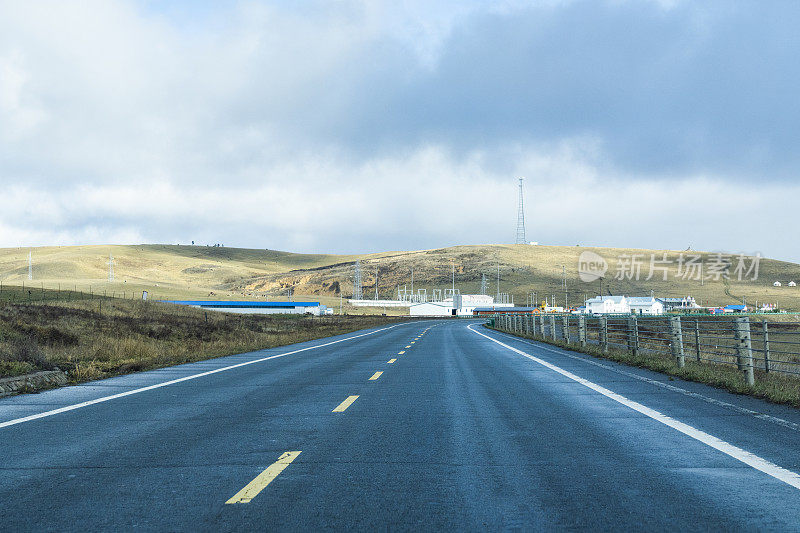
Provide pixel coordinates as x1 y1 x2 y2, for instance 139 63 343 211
3 319 800 530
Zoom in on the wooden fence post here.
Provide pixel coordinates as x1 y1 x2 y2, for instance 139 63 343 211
735 317 755 385
669 316 685 368
627 316 639 356
600 316 608 353
694 319 701 362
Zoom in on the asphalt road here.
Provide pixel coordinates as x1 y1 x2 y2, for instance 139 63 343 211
3 319 800 531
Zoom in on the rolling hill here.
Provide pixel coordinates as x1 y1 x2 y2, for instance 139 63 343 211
1 244 799 311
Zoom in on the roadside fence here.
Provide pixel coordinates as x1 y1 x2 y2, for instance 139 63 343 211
493 313 800 385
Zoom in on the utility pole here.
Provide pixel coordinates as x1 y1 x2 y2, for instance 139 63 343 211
28 251 33 280
375 265 379 301
563 265 568 310
353 260 362 300
451 262 455 294
411 268 414 300
496 262 500 301
480 273 487 295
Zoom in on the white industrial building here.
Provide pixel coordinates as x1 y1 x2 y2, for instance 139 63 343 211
349 299 410 308
657 297 700 311
410 294 513 317
584 295 666 315
164 300 331 316
627 297 664 315
585 296 629 314
409 302 455 316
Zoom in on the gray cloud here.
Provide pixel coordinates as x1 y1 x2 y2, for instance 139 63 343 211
0 0 798 261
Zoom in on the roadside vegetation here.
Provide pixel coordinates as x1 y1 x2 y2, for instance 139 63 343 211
0 293 411 384
489 324 800 408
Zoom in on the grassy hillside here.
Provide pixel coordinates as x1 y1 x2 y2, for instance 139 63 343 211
2 244 800 311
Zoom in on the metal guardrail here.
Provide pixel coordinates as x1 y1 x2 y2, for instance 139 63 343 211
492 313 800 385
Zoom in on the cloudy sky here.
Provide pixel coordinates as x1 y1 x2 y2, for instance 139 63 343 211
1 0 798 260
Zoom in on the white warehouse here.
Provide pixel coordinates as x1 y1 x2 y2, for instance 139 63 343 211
627 297 664 315
584 295 665 315
585 296 629 314
410 294 513 317
409 302 455 316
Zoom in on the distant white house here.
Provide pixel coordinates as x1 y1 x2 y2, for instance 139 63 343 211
790 281 797 287
585 295 629 314
627 296 664 315
774 281 782 287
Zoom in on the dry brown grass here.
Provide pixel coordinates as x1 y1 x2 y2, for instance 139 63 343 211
0 297 415 383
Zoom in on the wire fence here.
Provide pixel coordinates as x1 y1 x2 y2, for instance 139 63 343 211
492 313 800 385
0 282 146 303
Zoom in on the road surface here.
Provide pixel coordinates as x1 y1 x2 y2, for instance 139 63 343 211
2 320 800 531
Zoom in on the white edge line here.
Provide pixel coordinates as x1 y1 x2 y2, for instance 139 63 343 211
0 322 413 430
490 328 800 433
467 324 800 491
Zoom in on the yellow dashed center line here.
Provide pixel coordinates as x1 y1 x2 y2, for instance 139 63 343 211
387 358 397 364
398 350 405 355
225 451 301 504
333 395 359 412
405 345 411 349
369 371 383 381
